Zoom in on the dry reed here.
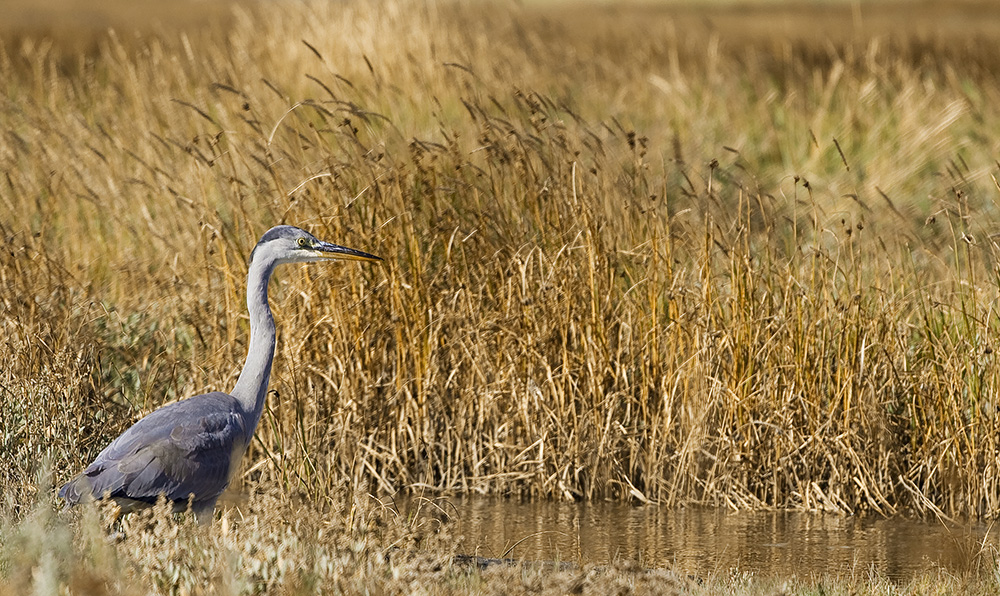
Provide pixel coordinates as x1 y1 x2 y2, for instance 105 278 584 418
4 0 1000 535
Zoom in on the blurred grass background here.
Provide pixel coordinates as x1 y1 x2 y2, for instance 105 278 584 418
4 0 1000 524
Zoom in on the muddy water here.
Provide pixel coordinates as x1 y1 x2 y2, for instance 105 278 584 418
404 497 990 581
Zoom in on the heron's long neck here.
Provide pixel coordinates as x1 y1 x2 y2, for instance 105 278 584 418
231 257 277 433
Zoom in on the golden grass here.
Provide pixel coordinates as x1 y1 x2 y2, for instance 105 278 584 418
6 1 1000 587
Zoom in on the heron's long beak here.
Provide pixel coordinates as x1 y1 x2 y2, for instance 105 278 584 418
313 241 382 262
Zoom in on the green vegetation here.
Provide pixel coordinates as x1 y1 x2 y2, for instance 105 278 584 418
5 0 1000 592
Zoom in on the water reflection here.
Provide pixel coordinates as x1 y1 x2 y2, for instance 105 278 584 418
396 496 990 581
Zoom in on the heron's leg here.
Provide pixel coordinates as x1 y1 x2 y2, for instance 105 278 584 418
191 499 218 525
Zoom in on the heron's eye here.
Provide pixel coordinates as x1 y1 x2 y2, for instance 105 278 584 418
297 237 309 248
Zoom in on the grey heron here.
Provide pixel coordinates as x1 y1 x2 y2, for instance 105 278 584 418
58 225 380 524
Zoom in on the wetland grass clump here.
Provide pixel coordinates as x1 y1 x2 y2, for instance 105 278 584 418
6 0 1000 571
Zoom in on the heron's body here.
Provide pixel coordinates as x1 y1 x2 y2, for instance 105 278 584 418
59 225 379 523
59 392 249 521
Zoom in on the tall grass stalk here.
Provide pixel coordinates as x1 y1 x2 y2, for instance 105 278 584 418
4 0 1000 523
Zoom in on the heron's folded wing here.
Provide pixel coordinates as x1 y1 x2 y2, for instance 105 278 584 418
120 409 248 502
62 395 248 504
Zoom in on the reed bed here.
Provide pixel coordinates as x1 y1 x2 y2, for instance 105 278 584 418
5 0 1000 532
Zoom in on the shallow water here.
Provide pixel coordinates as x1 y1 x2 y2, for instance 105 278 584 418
397 496 992 581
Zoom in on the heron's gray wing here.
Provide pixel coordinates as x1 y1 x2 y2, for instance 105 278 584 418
60 392 249 505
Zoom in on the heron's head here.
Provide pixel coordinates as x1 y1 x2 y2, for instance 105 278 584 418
249 225 381 267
